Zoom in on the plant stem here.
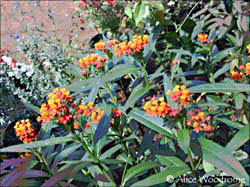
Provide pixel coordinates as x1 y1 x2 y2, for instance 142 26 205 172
176 0 201 33
141 62 150 88
71 130 116 186
105 83 119 105
188 149 201 187
33 148 53 177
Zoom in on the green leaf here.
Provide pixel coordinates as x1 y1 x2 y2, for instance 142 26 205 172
123 161 160 185
203 160 214 173
131 167 190 186
212 48 234 64
177 129 190 154
66 78 94 93
87 76 102 102
53 144 81 165
214 63 230 79
129 109 174 138
156 155 189 168
214 117 243 129
102 64 138 83
163 74 178 109
146 1 164 11
0 136 73 152
124 87 150 111
199 138 249 184
226 125 250 152
189 83 250 93
100 144 122 160
134 2 145 25
235 93 244 110
23 101 40 114
125 7 133 19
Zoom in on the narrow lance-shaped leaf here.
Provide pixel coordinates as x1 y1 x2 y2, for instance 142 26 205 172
102 64 138 83
214 117 243 129
199 138 249 185
156 155 189 168
226 124 250 152
123 161 160 185
124 86 150 111
53 144 81 165
87 76 102 102
129 109 174 138
131 167 190 186
177 129 190 154
189 83 250 93
0 136 73 152
93 114 110 145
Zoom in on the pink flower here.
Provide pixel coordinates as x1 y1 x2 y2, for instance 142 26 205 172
79 0 86 8
106 0 116 5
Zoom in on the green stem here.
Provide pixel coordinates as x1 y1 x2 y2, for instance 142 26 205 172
105 83 119 105
142 63 150 88
176 0 201 33
188 149 201 187
71 130 116 186
33 148 53 177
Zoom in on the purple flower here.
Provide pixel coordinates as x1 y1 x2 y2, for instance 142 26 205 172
7 34 13 39
14 34 20 39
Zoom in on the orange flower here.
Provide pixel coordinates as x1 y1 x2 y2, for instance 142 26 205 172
37 88 73 124
19 153 31 159
197 33 208 43
144 96 179 118
187 109 213 133
247 44 250 54
94 41 106 52
77 102 104 124
97 34 149 57
245 63 250 76
167 85 191 107
231 70 243 80
78 54 107 74
91 109 104 123
14 119 37 144
73 123 80 129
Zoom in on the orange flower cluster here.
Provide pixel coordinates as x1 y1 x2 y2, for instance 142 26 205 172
110 109 123 127
94 41 106 52
114 35 149 57
231 70 243 80
14 119 37 144
79 54 107 69
19 153 31 159
76 102 104 125
231 63 250 80
37 88 73 124
187 109 213 133
197 33 213 45
240 63 250 76
144 96 180 118
94 34 149 57
167 85 191 107
37 88 104 129
197 33 208 43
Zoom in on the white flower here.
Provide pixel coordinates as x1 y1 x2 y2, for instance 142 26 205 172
2 56 12 65
167 1 175 6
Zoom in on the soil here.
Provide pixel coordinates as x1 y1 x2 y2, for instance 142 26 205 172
0 0 97 52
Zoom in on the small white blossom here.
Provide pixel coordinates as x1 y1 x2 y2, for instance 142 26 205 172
2 56 12 65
